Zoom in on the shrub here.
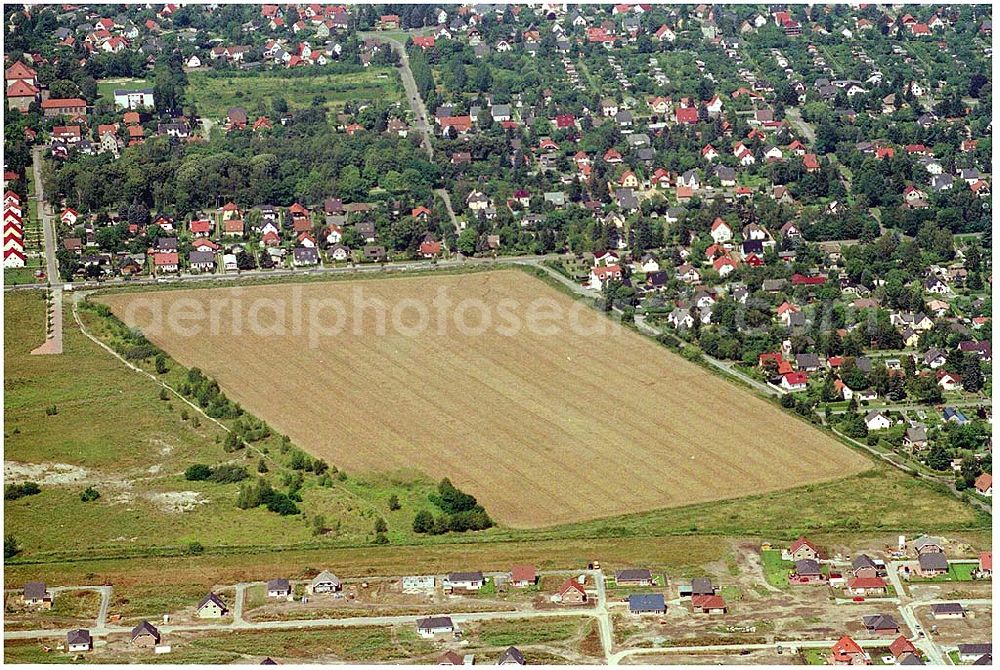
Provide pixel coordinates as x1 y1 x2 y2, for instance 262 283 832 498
80 486 101 502
185 464 214 481
4 535 20 559
5 482 41 500
412 509 434 533
210 464 249 484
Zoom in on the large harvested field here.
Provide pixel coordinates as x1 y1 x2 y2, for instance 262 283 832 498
98 270 870 528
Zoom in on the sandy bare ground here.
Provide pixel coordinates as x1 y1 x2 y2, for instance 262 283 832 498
99 271 869 527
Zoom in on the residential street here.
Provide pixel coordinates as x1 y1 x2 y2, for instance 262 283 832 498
357 31 434 160
785 107 816 144
29 146 63 354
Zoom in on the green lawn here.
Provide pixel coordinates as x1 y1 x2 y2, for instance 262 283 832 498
760 550 794 588
911 561 978 583
4 266 43 285
186 68 402 120
97 78 150 102
803 648 829 665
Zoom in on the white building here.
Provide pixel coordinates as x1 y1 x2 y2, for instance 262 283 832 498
113 88 155 110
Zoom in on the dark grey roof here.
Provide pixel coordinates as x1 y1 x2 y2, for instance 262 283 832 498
198 592 228 611
762 278 787 291
918 553 949 571
448 571 484 582
794 559 821 575
959 644 992 655
66 629 91 645
852 554 877 571
862 614 898 630
795 353 821 368
131 620 160 641
628 593 666 611
417 615 454 629
972 653 992 665
267 578 290 591
932 602 965 614
899 652 925 665
189 250 215 265
615 568 652 582
23 582 48 600
499 646 526 665
690 577 714 595
293 247 319 263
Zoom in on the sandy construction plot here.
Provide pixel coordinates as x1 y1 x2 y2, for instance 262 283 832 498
99 270 870 527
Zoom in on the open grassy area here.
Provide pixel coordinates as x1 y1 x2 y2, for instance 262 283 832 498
184 626 433 663
109 582 219 624
473 617 586 647
4 625 433 664
3 589 102 630
185 68 402 120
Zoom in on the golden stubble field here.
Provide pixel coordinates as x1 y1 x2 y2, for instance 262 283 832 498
99 270 870 528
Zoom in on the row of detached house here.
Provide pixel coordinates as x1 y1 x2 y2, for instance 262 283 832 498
57 198 450 279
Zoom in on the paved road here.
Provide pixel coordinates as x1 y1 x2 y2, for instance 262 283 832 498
95 586 112 628
233 583 247 626
360 32 434 160
785 107 816 144
359 31 465 235
6 253 581 293
4 602 601 640
434 187 462 235
29 146 63 354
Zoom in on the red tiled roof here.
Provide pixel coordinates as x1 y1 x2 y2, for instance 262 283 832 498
6 80 38 97
153 252 178 266
559 578 586 596
5 61 37 80
692 595 726 610
510 565 536 583
847 576 886 589
676 107 699 124
41 97 86 109
783 371 808 385
831 635 865 662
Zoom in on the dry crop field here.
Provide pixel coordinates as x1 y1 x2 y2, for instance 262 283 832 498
98 270 869 527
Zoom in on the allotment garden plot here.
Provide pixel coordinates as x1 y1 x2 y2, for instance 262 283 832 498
99 270 869 528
